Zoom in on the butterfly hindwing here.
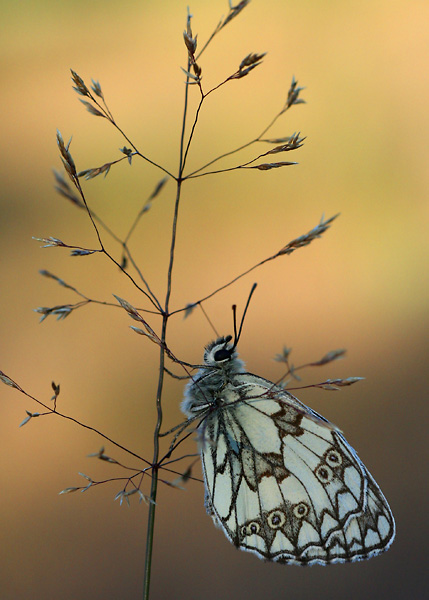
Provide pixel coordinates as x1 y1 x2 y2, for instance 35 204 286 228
182 338 395 565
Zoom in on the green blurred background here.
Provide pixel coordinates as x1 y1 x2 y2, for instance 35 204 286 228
1 1 427 599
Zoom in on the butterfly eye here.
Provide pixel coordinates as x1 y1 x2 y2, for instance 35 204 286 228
213 348 232 362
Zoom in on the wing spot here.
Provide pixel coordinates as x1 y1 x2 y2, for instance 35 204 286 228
293 502 309 519
267 510 286 530
315 464 333 483
241 521 261 537
325 449 343 468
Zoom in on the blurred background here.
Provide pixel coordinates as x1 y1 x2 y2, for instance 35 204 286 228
1 1 427 598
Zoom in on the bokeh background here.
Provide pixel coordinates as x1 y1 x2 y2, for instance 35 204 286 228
1 1 428 599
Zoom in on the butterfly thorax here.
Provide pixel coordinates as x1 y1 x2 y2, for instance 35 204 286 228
181 337 245 418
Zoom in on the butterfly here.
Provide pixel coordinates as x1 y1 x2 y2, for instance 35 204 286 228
181 335 395 565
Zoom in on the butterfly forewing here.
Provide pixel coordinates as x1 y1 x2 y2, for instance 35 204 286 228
182 338 395 565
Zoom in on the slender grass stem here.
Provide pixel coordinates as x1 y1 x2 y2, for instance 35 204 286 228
142 20 192 590
143 313 167 600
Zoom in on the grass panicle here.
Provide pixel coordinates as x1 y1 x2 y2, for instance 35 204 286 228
2 4 362 599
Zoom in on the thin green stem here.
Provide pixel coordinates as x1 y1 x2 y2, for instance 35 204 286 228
142 33 191 596
142 313 167 600
181 95 204 174
142 184 184 600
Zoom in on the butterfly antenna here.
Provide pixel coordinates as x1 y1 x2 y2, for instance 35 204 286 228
232 304 238 346
232 283 257 348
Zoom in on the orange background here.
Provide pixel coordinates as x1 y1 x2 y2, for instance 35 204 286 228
1 1 427 599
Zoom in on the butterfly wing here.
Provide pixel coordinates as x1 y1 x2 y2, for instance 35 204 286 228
200 373 395 565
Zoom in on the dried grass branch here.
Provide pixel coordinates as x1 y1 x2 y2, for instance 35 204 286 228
186 77 305 178
52 170 166 303
196 0 251 59
171 214 338 316
70 69 174 179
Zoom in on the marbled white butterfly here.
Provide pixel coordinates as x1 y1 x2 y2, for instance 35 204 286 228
181 335 395 565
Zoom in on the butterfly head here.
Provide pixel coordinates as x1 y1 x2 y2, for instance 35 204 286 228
201 284 256 374
203 335 244 373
